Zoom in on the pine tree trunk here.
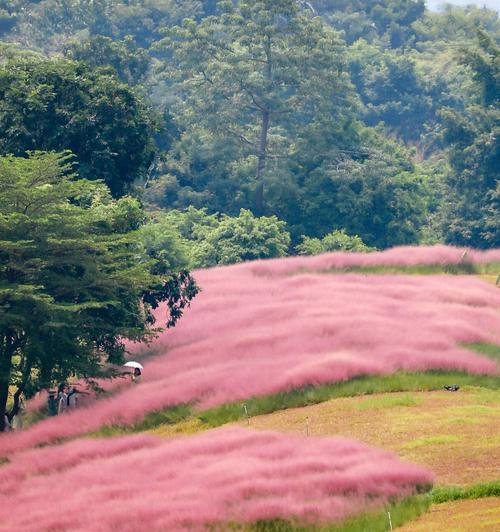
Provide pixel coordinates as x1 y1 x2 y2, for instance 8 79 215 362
255 109 270 214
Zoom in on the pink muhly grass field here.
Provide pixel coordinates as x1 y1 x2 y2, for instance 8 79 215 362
0 427 433 531
1 246 499 455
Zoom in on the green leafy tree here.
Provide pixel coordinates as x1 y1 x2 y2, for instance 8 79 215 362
297 129 428 248
296 229 374 255
164 207 290 267
440 31 499 248
349 41 433 143
0 152 198 431
311 0 425 47
64 36 150 86
11 0 204 51
160 0 357 213
0 57 157 197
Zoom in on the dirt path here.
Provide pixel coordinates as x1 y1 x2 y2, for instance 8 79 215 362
234 387 499 485
399 497 500 531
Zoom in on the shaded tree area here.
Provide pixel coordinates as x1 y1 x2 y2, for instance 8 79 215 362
0 152 199 431
0 0 497 255
311 0 425 47
440 31 499 248
0 58 157 197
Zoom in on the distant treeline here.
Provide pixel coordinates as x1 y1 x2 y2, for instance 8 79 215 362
0 0 498 249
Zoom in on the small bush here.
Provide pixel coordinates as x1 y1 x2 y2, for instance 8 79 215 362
296 230 374 256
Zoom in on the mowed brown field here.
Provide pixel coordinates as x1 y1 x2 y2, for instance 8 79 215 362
399 497 500 531
232 387 499 486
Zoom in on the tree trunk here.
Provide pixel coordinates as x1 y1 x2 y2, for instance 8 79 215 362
0 352 11 432
0 331 20 432
255 109 270 214
7 356 31 423
254 34 273 215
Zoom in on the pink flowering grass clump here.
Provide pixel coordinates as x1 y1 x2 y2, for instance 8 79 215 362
248 244 500 277
0 427 433 531
1 245 499 455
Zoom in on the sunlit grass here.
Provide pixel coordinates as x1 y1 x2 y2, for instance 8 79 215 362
430 481 500 504
354 394 420 410
465 342 500 361
401 435 462 449
198 371 498 429
227 482 500 531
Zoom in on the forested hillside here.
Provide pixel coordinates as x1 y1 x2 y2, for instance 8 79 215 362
0 0 498 252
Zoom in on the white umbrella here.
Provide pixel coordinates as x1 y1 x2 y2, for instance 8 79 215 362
123 361 144 370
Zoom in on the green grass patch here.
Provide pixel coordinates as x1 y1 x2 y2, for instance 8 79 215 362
82 370 497 437
430 480 500 504
198 371 499 429
90 403 193 438
317 262 500 276
401 435 462 449
465 343 500 362
354 394 420 410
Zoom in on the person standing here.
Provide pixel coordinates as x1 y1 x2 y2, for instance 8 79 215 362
47 391 58 416
11 395 25 430
57 384 68 415
67 387 79 409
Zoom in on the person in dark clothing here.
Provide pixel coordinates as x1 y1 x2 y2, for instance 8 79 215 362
47 392 58 416
132 367 142 383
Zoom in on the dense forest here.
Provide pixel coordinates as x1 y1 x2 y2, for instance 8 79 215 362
0 0 498 253
0 0 499 429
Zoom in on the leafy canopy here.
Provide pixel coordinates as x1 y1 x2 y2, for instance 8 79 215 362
296 230 374 255
0 57 157 197
440 31 499 248
160 0 357 213
163 207 291 268
0 152 198 430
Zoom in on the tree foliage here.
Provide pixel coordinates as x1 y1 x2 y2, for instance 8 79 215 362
311 0 425 47
163 207 290 268
296 229 374 255
160 0 357 214
440 31 499 248
64 36 150 86
0 57 157 197
0 152 198 430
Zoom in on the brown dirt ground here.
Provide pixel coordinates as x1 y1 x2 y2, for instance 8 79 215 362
232 387 500 486
399 497 500 531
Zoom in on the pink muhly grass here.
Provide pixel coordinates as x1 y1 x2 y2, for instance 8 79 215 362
0 427 433 531
2 246 499 455
248 244 500 277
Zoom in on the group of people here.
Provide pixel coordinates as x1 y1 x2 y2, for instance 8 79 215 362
47 384 80 416
4 367 143 431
